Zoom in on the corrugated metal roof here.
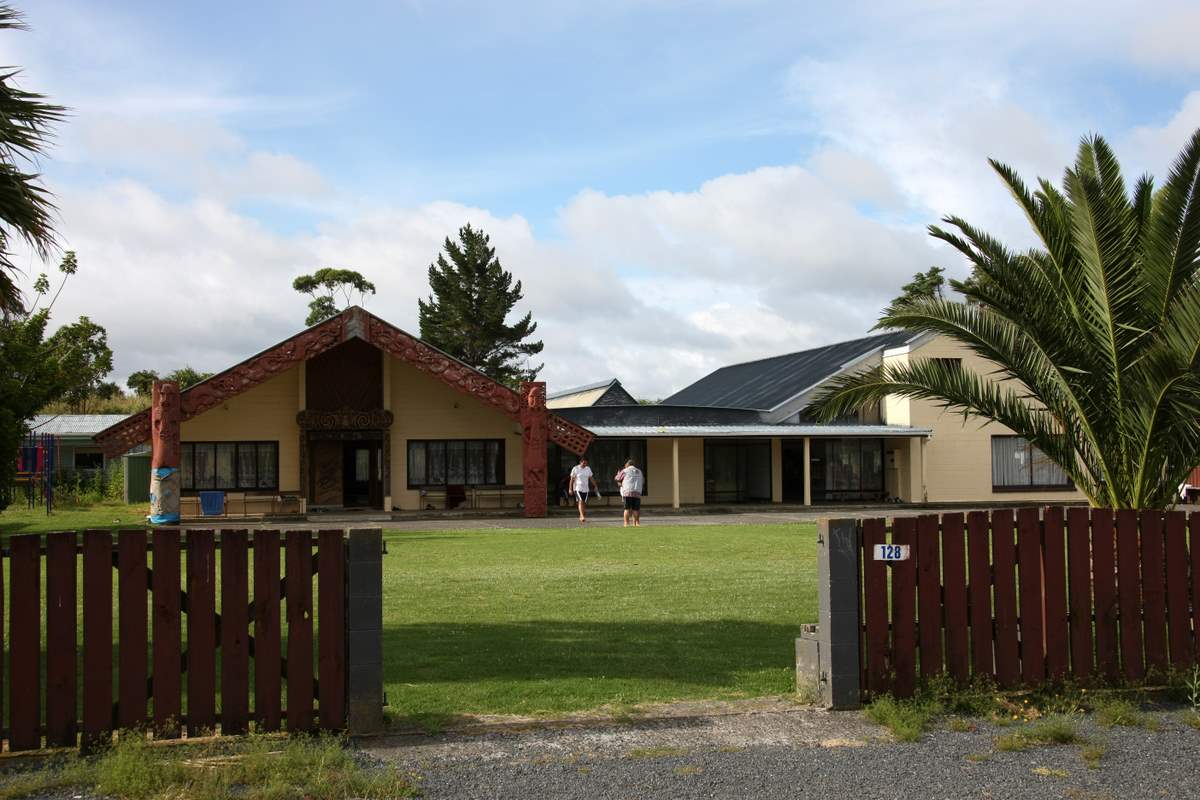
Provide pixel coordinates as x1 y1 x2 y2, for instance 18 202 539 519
29 414 132 437
585 424 931 438
663 330 916 411
548 379 618 399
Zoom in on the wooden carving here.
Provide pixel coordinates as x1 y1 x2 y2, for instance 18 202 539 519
521 381 549 518
151 381 181 468
297 408 393 431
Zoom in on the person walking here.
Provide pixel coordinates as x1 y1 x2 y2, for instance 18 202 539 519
569 456 599 524
615 458 644 527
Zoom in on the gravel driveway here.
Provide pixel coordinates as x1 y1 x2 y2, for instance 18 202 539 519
364 700 1200 799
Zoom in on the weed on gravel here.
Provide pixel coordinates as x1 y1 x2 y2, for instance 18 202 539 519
1081 741 1109 769
1092 698 1159 730
627 746 688 760
994 716 1084 752
0 734 417 800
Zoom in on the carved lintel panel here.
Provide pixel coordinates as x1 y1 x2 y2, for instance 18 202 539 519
549 415 594 456
297 408 394 431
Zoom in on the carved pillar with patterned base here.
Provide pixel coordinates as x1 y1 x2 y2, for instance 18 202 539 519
149 380 182 524
521 381 548 518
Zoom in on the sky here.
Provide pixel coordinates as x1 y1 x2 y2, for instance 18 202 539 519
6 0 1200 400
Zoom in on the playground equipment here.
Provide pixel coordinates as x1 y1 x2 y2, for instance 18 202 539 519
15 430 57 514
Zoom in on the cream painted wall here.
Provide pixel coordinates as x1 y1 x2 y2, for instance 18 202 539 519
892 337 1087 504
180 368 302 493
388 357 525 510
645 438 704 505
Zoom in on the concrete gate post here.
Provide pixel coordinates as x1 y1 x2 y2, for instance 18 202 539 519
520 381 548 518
797 518 862 709
149 380 182 524
346 528 384 735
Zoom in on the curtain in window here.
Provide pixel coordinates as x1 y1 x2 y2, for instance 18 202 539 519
992 437 1028 487
194 444 215 489
256 445 277 489
237 445 257 489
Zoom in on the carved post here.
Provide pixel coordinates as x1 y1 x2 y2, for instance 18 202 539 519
149 380 182 524
521 381 548 518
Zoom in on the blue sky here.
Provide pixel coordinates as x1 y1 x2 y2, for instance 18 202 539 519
8 0 1200 397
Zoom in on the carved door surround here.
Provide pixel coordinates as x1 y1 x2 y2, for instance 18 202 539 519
298 408 393 505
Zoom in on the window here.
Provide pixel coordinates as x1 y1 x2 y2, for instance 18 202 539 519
991 436 1072 491
180 442 279 492
809 438 885 503
407 440 505 487
74 452 104 471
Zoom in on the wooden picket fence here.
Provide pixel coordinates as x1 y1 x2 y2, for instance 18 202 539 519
2 528 348 751
859 507 1200 698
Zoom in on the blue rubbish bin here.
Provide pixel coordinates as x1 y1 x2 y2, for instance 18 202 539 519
199 491 225 516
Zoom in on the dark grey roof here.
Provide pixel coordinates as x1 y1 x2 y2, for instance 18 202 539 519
555 404 769 428
662 331 916 411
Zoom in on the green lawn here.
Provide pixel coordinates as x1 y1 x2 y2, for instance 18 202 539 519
0 501 149 534
382 523 817 726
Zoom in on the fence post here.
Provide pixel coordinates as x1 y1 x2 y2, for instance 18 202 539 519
815 518 862 709
346 528 384 735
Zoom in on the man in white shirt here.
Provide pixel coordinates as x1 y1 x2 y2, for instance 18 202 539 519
615 459 644 527
569 457 599 523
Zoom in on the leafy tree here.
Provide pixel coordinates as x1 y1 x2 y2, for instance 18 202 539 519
292 267 376 326
0 309 64 508
126 369 159 396
0 6 66 317
164 366 213 388
47 315 113 412
809 131 1200 509
418 224 544 386
887 266 945 313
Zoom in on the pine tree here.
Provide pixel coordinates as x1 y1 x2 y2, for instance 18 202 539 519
418 224 544 387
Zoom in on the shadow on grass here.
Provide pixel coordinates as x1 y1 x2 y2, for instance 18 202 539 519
382 619 806 685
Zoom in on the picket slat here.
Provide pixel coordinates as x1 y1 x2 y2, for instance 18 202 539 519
941 513 969 683
286 531 315 732
862 518 890 695
318 530 347 730
992 510 1020 687
187 530 217 737
1042 507 1069 681
916 514 943 679
221 530 250 735
9 534 41 751
1164 511 1191 668
1016 508 1045 685
1066 508 1094 680
118 530 149 729
1140 510 1168 672
254 530 282 732
46 531 78 748
152 529 183 738
83 530 114 747
1115 509 1144 680
1092 509 1120 680
890 516 918 698
1192 514 1200 663
966 511 993 678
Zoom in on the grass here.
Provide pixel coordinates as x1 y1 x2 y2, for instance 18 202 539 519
381 523 817 724
628 746 688 759
865 696 941 742
0 734 417 799
0 501 149 535
1091 697 1159 730
1081 741 1108 769
994 716 1083 751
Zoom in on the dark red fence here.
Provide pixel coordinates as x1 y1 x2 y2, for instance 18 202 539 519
2 528 349 751
860 508 1200 697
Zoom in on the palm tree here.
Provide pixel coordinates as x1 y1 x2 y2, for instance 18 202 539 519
0 5 66 317
808 130 1200 509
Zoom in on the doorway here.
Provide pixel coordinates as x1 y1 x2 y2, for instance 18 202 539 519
342 442 382 508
